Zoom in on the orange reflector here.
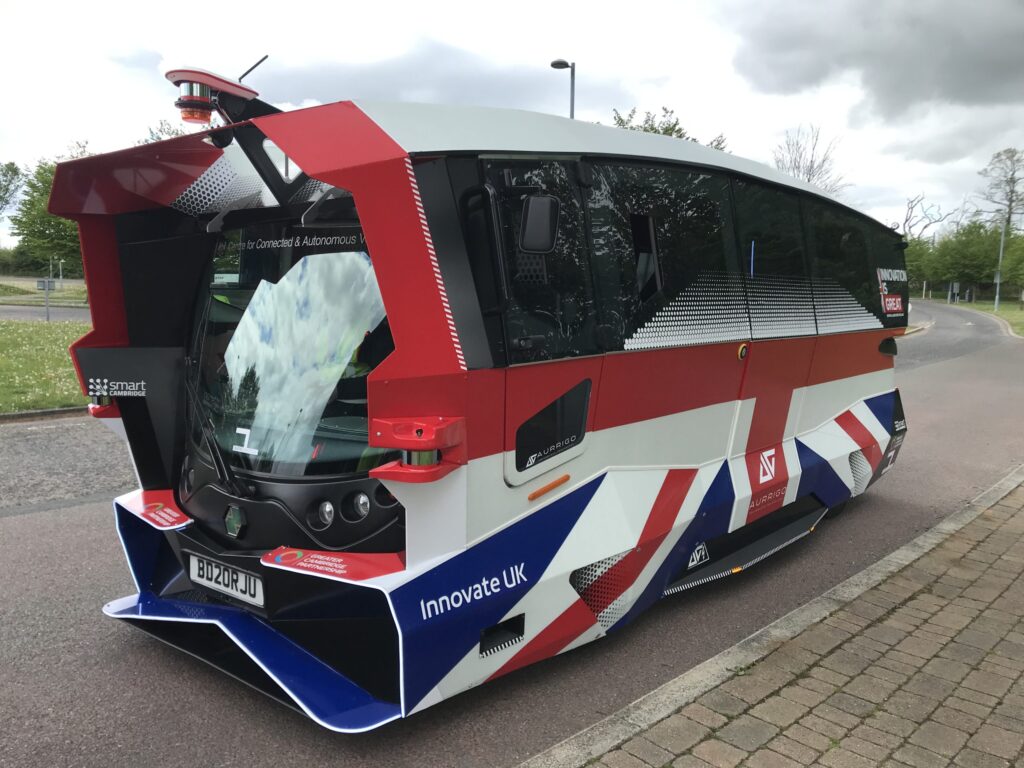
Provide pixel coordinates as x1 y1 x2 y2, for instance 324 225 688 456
179 107 212 124
731 566 743 574
176 81 213 125
528 474 570 502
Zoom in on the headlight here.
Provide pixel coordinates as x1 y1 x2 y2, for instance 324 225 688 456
317 500 335 528
352 492 371 521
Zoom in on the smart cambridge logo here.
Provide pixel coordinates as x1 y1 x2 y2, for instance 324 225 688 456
88 377 147 397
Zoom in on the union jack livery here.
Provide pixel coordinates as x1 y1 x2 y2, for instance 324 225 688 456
49 68 909 732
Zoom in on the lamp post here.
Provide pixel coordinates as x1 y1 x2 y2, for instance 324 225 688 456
994 213 1006 311
978 206 1016 312
550 59 575 119
45 254 51 323
59 259 64 290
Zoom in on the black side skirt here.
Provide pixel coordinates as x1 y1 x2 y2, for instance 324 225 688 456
665 502 828 597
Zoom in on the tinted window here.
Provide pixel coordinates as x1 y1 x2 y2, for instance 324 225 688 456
515 379 591 471
485 160 597 363
733 180 816 338
870 228 909 329
588 163 746 350
804 201 884 333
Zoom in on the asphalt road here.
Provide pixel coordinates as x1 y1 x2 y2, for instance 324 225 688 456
0 303 92 322
2 301 1022 768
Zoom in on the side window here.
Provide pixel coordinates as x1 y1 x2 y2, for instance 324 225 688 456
804 200 883 333
588 163 744 351
485 160 597 363
733 179 816 338
869 228 909 329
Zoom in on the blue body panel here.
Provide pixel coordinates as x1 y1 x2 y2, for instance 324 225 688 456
104 592 401 732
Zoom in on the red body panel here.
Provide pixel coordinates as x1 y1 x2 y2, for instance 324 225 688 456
48 136 222 216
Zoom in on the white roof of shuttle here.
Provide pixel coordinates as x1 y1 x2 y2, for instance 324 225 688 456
355 100 838 204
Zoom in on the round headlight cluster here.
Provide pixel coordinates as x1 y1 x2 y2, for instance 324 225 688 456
308 492 373 530
307 500 335 531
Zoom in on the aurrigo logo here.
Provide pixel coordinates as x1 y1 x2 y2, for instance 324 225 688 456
758 448 776 484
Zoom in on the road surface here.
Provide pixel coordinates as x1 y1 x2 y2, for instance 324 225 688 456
0 303 92 322
2 301 1022 767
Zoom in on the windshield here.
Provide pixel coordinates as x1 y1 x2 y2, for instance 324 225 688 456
190 215 397 477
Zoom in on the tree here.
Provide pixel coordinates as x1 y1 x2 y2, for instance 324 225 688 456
903 237 936 291
1003 235 1024 289
901 194 957 240
0 161 25 219
979 148 1023 226
9 143 90 278
139 119 188 145
612 107 728 150
772 124 848 195
978 148 1023 291
931 221 1002 288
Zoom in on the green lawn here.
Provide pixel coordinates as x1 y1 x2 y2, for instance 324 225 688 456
0 278 88 305
0 283 33 297
0 320 92 413
961 300 1024 337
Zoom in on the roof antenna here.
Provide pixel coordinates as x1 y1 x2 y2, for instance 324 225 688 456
239 54 269 82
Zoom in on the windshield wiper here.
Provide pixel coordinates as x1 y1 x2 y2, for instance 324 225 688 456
183 357 251 498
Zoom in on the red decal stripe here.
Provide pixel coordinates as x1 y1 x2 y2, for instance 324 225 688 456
488 599 596 681
835 410 883 470
581 469 696 614
490 469 697 680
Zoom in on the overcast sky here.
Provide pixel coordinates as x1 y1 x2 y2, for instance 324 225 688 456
3 0 1022 245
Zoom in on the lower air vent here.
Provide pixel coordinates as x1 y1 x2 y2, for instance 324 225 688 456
849 450 872 495
569 550 632 630
480 614 525 657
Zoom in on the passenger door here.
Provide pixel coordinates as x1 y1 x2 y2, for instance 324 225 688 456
729 180 817 530
586 161 750 472
483 159 603 487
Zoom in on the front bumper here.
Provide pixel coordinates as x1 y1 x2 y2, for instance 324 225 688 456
109 493 403 732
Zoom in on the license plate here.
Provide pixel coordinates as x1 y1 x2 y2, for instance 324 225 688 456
189 554 265 607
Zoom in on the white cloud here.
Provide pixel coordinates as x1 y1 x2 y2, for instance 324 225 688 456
1 0 1019 247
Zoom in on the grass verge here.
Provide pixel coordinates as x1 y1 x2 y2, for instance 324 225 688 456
0 319 91 413
0 283 33 297
958 300 1024 337
0 278 88 305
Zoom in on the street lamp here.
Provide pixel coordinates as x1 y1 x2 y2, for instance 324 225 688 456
977 206 1018 312
550 59 575 119
995 213 1007 312
59 259 64 290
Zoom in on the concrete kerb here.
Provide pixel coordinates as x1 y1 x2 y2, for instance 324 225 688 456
902 321 933 337
0 406 88 424
517 462 1024 768
938 300 1024 340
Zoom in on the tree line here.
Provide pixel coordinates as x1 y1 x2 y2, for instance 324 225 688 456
0 122 185 278
904 149 1023 302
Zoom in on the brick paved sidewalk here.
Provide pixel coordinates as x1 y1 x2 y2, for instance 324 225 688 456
593 483 1024 768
